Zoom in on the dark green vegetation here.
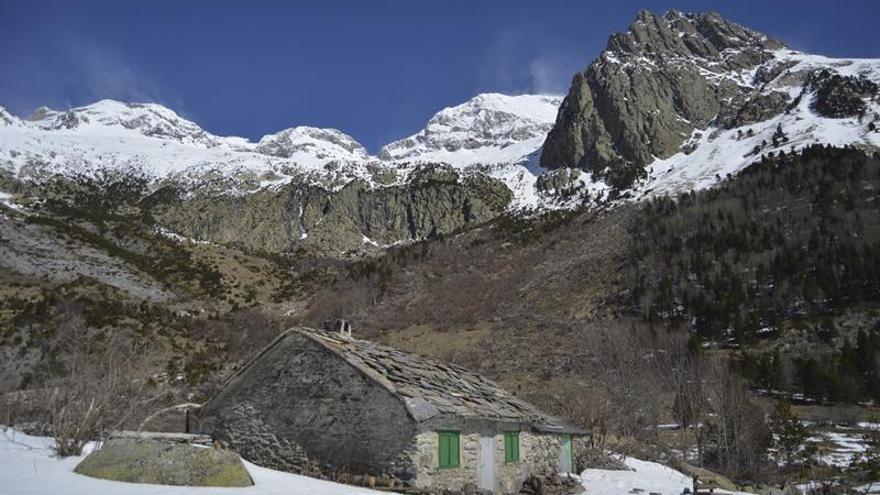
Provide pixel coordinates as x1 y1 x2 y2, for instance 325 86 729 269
625 146 880 402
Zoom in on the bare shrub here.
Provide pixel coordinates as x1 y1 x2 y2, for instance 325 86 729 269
700 358 772 479
37 317 165 456
556 387 614 449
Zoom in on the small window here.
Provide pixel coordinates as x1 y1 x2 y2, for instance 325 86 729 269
438 431 460 469
504 431 520 463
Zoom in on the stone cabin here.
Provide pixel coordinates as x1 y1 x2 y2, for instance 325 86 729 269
198 327 586 494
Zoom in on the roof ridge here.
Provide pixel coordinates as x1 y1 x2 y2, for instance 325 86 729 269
294 327 401 395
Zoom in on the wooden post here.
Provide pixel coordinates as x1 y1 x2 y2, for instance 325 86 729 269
185 409 191 434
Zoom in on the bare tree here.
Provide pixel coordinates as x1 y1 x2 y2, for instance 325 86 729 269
587 325 665 449
585 326 771 477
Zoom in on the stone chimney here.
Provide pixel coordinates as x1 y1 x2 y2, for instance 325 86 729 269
322 319 353 338
336 319 352 338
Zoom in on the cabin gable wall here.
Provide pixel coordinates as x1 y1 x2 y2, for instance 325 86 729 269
198 332 419 478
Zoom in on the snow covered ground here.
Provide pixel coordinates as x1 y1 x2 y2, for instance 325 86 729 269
806 422 880 468
0 428 381 495
580 456 751 495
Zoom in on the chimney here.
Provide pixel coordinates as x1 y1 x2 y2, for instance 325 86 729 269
336 319 352 338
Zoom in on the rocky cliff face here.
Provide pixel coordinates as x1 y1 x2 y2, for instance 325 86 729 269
152 165 511 254
541 10 785 188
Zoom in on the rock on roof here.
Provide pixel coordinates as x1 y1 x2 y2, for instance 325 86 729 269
244 327 584 434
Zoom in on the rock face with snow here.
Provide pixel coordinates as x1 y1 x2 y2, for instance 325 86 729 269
26 100 228 147
380 93 562 167
0 106 21 127
541 10 880 189
255 126 370 163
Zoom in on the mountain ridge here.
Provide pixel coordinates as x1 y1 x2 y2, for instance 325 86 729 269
0 93 575 211
2 10 880 255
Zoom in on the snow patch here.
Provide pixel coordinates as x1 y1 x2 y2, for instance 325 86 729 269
0 427 382 495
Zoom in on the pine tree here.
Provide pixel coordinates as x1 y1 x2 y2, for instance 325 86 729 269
769 399 807 466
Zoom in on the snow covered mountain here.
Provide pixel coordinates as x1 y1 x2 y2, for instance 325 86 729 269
380 93 561 167
254 126 369 164
0 99 362 182
2 9 879 247
0 92 580 212
0 93 574 253
24 99 244 149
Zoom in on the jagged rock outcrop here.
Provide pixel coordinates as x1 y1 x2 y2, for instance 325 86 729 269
809 70 879 118
541 10 784 187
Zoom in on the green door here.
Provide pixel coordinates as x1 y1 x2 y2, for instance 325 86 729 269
559 434 573 473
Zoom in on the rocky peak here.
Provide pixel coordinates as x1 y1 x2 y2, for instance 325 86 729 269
0 106 21 127
541 10 802 188
614 11 760 56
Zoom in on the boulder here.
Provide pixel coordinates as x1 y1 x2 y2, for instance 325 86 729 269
74 439 252 487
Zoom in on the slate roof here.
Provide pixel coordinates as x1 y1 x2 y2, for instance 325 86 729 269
294 327 584 434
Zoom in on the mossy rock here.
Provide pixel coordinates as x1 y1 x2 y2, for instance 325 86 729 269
74 439 252 487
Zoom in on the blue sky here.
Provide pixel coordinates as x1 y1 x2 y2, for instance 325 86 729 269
1 1 878 151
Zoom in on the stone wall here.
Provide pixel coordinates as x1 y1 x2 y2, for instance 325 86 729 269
408 426 570 494
197 332 419 479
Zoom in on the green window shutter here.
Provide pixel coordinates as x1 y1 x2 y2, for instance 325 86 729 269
438 431 460 468
504 431 520 463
